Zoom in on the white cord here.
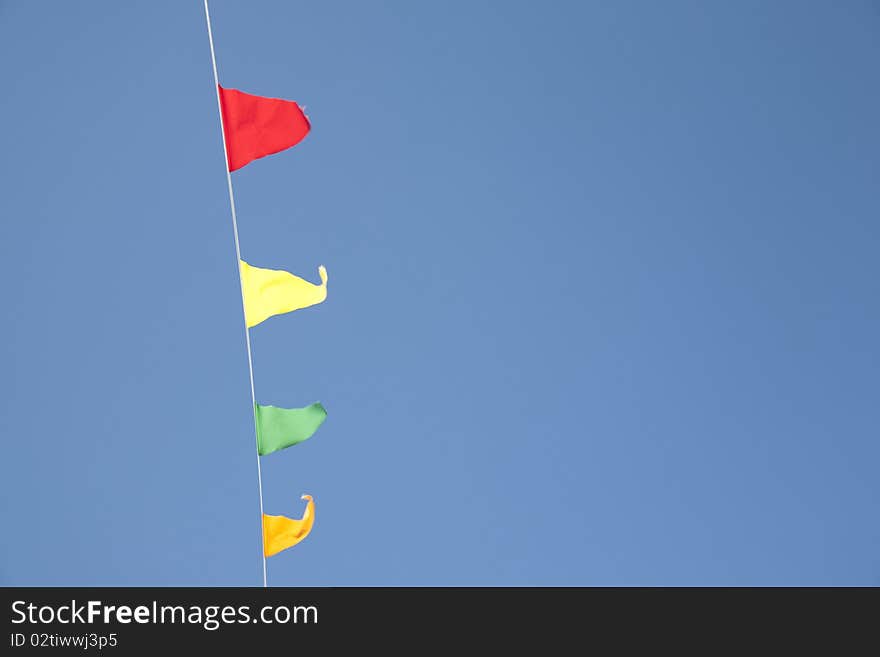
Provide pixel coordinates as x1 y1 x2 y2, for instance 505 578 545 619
203 0 268 589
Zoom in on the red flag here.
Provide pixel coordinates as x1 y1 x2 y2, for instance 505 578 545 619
218 85 311 172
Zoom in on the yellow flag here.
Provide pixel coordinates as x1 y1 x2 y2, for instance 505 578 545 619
263 494 315 557
240 260 328 328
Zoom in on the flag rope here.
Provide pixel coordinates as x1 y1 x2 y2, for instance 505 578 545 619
203 0 268 588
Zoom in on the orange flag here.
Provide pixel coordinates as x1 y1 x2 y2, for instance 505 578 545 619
263 495 315 557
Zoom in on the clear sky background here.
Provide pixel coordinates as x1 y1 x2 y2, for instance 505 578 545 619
1 1 878 586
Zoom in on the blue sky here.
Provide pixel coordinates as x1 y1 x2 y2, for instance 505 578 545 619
1 1 878 586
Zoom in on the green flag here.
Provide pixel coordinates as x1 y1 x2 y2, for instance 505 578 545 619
255 402 327 456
